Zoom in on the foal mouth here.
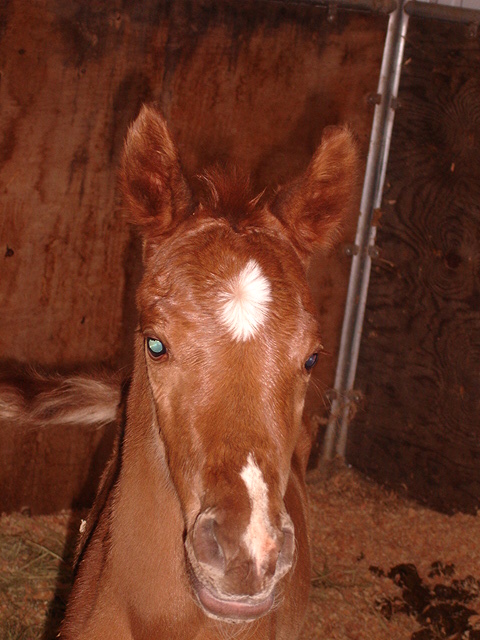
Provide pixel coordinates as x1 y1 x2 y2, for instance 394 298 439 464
192 578 275 622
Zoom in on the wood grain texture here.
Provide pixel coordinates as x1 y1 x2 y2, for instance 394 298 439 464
348 18 480 514
0 419 117 514
0 0 384 373
0 1 171 368
0 0 386 512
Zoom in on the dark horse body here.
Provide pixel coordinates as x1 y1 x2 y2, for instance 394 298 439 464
60 106 358 639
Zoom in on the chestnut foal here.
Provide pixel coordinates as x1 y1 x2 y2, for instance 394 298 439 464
61 105 358 639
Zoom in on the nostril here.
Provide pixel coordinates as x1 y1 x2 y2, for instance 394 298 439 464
281 526 294 555
192 514 224 571
276 522 295 574
265 546 279 579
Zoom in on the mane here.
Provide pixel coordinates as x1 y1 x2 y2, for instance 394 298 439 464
197 167 265 225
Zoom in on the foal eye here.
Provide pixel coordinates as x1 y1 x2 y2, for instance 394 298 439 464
146 338 167 359
304 353 318 372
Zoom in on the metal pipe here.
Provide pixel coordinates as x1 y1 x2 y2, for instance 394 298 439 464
405 1 480 25
323 0 409 460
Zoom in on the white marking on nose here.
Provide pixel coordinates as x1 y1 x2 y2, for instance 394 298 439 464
217 260 272 342
240 453 276 572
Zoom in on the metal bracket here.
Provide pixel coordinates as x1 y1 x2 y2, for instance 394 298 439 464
344 240 380 259
367 92 383 106
344 243 359 257
390 96 402 110
468 22 479 39
327 1 339 22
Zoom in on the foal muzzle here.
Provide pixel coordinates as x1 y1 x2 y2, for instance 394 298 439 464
186 509 295 622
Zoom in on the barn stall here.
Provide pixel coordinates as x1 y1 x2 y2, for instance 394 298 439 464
1 0 480 638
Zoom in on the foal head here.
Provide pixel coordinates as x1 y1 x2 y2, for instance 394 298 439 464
121 105 358 622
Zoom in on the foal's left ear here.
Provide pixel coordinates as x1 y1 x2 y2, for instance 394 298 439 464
120 104 192 236
271 126 359 264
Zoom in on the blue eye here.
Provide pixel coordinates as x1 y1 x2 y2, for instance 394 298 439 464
304 353 318 372
146 337 167 359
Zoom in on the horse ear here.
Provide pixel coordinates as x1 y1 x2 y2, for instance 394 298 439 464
120 105 193 236
271 126 359 263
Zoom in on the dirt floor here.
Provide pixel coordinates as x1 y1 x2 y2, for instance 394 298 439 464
1 462 480 639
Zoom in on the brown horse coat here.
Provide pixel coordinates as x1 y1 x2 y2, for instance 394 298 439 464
60 105 358 640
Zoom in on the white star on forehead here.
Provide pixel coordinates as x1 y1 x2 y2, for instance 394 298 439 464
217 259 272 342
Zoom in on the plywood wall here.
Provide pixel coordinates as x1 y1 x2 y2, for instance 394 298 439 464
348 17 480 514
1 1 385 370
0 0 386 512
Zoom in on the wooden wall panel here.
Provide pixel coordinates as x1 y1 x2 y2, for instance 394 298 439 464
0 419 117 514
1 1 172 368
0 0 386 512
348 18 480 514
1 0 385 372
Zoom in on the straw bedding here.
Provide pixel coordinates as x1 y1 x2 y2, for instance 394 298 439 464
2 462 479 639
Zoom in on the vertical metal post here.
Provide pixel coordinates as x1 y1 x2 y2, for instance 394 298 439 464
323 0 410 459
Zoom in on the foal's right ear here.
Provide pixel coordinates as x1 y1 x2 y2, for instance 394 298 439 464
120 105 193 236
